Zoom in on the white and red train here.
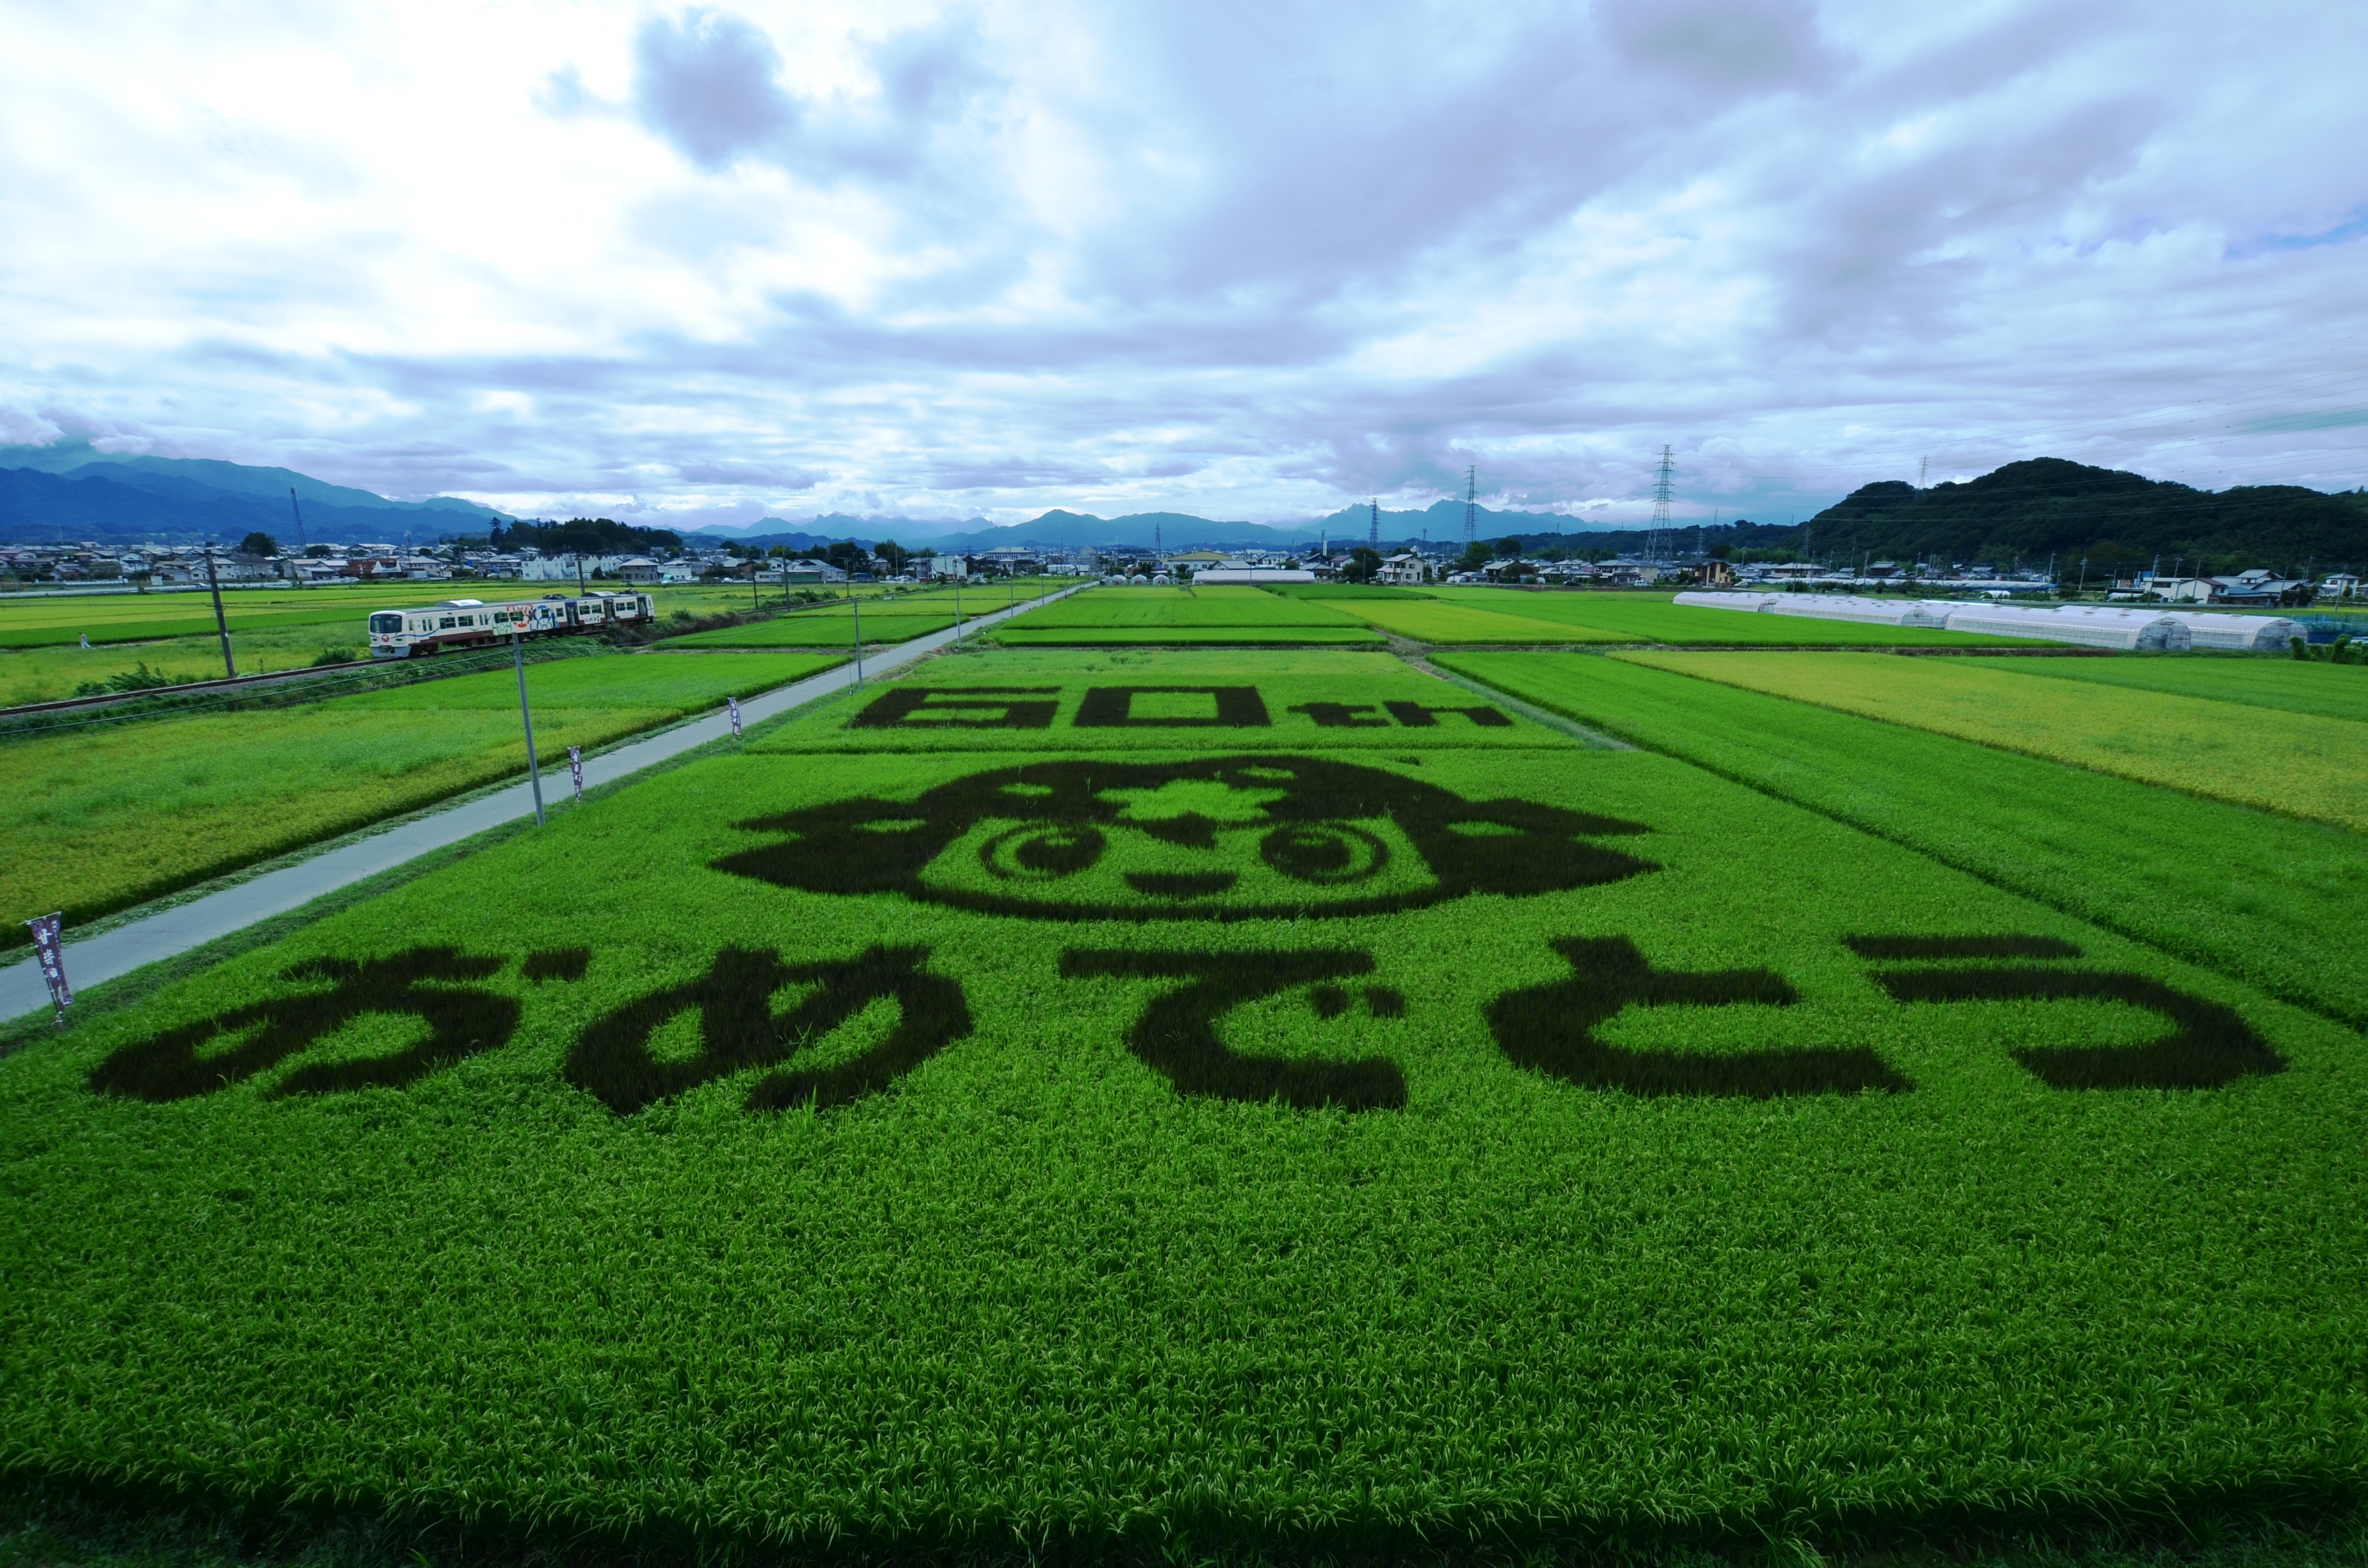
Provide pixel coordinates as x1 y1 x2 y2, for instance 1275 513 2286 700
367 592 655 658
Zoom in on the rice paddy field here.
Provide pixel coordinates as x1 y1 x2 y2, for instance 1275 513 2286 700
1420 587 2028 647
5 635 2366 1562
0 582 823 706
987 583 2035 648
989 585 1385 644
0 649 840 941
1613 649 2368 833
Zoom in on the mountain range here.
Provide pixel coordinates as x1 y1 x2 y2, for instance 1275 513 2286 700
3 443 2358 575
716 500 1597 554
0 439 511 547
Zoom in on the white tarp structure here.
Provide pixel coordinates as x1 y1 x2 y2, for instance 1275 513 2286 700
1672 591 2203 649
2158 611 2301 651
1936 602 2192 649
1190 568 1317 584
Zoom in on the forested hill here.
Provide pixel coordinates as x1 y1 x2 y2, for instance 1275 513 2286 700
1775 459 2368 575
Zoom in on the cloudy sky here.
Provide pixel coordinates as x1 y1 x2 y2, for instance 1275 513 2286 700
3 0 2364 532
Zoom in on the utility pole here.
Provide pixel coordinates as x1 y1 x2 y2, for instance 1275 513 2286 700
204 545 236 678
513 632 546 827
851 593 864 688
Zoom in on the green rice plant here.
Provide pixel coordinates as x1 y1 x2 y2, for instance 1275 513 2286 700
992 622 1386 644
1259 582 1438 600
1329 598 1624 642
0 625 417 706
1422 589 2025 646
1614 648 2368 832
5 698 2361 1559
662 613 957 648
749 648 1572 755
1007 587 1369 629
0 651 840 937
2000 651 2368 723
1438 649 2368 1028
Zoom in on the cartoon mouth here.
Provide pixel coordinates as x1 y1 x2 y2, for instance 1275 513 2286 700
1124 870 1240 899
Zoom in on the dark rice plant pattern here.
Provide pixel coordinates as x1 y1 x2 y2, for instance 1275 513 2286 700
88 947 519 1102
716 755 1656 921
1487 935 1909 1098
1060 947 1407 1109
850 687 1062 730
566 944 973 1114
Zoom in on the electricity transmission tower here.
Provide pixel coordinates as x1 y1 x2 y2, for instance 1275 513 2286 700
1649 445 1675 563
1463 466 1477 551
1369 499 1379 550
286 488 309 584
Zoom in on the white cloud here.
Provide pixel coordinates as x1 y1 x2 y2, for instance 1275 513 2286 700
1 0 2364 525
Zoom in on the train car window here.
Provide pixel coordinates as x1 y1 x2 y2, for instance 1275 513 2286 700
440 616 456 628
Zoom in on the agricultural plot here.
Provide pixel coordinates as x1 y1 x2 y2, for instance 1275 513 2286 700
754 648 1568 756
1438 651 2368 1030
992 586 1384 644
1418 589 2029 647
0 650 839 940
2001 650 2368 723
995 622 1385 645
1617 648 2368 833
1259 582 1437 600
0 585 432 648
0 582 796 652
664 614 958 649
4 643 2364 1558
0 625 379 706
1328 597 1627 643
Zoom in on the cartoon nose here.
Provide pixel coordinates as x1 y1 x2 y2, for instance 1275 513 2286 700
1124 870 1238 899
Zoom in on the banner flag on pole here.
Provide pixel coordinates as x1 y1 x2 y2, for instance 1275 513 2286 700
24 912 71 1022
568 745 584 802
727 696 743 740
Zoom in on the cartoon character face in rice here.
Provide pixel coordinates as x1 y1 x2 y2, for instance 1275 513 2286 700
713 755 1655 920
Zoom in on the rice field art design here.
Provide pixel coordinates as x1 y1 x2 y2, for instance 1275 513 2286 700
712 753 1659 921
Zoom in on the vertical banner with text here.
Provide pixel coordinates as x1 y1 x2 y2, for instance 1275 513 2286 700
568 746 584 803
24 912 71 1022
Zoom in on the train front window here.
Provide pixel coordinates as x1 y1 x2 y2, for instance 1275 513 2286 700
370 614 400 633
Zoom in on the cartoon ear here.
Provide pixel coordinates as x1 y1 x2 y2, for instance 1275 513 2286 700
712 799 958 895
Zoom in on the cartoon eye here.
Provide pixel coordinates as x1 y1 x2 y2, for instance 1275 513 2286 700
1260 824 1388 885
981 823 1106 881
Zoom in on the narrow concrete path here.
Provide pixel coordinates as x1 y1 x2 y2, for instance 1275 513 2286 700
2 585 1076 1021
